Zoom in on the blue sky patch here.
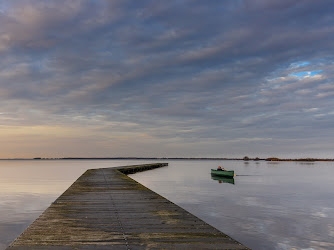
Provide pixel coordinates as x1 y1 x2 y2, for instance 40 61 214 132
290 61 310 68
290 70 323 79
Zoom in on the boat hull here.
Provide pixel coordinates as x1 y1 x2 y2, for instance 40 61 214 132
211 169 234 178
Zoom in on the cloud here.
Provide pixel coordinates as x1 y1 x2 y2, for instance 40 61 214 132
1 0 334 158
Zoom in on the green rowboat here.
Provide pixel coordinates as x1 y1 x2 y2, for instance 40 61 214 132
211 169 234 178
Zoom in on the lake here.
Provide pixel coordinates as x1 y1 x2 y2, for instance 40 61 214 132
1 160 334 249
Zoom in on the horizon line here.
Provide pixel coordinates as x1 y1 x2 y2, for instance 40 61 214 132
0 157 333 161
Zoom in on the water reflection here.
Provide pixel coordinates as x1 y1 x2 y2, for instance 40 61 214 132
130 160 334 250
298 162 315 165
0 159 158 250
267 161 280 165
2 160 334 250
211 174 235 185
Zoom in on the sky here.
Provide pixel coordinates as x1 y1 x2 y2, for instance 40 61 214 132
1 0 334 159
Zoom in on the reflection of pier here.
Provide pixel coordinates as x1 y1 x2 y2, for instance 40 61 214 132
8 163 247 249
211 174 235 184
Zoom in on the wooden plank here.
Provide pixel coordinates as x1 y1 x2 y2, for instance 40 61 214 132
8 163 248 249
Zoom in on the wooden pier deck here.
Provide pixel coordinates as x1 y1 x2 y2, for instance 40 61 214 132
8 163 248 249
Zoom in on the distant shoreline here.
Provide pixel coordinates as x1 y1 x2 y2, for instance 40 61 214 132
0 157 333 161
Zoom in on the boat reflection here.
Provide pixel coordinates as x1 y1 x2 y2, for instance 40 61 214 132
211 174 235 185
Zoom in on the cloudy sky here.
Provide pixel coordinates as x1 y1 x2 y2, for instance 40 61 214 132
1 0 334 159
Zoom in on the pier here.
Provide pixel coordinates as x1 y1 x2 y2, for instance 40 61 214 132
8 163 248 249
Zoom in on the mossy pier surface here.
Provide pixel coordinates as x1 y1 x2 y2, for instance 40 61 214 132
8 163 248 249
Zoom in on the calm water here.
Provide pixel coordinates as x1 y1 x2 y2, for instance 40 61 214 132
1 160 334 249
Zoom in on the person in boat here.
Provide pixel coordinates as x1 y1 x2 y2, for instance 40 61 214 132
217 166 226 171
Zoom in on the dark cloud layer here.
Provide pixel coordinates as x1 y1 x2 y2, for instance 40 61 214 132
1 0 334 158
